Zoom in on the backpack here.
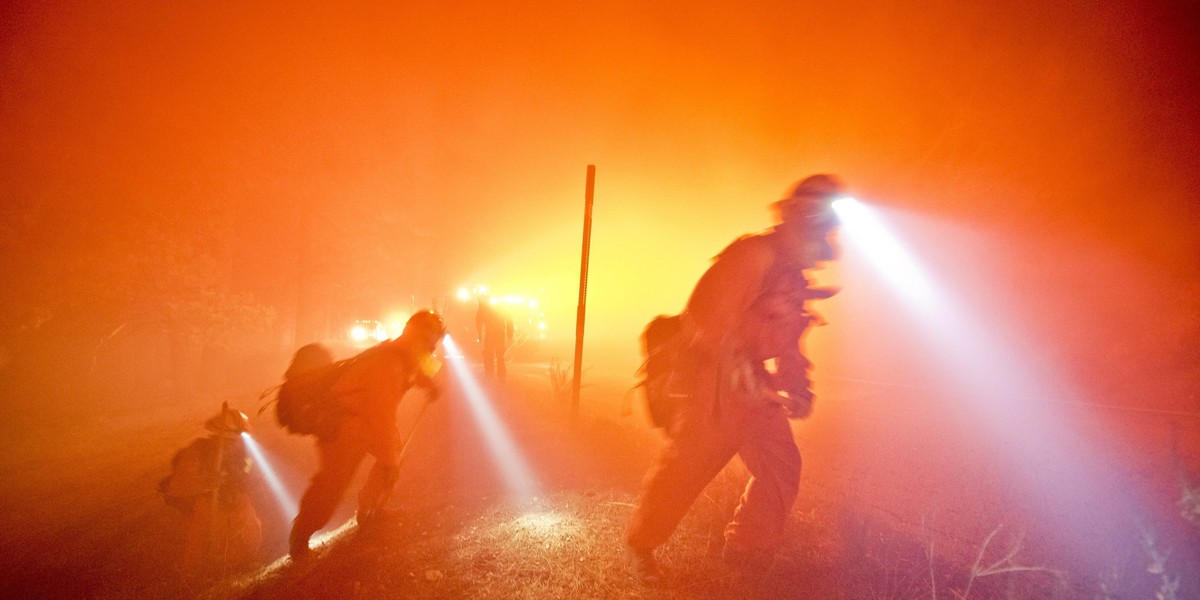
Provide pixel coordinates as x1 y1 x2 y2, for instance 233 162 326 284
637 314 684 429
157 436 251 512
157 437 216 512
275 343 351 438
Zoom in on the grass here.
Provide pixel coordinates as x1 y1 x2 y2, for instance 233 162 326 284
548 358 580 405
202 468 847 599
198 462 1200 600
193 365 1200 600
8 349 1198 600
447 494 648 599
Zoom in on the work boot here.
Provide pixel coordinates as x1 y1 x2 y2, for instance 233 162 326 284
624 544 664 585
288 527 312 562
356 507 401 529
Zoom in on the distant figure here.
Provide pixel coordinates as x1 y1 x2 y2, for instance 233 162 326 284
288 310 446 561
159 403 261 578
476 299 513 382
624 174 845 582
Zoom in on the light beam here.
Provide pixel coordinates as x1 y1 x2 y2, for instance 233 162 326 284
833 197 937 308
442 335 540 501
240 433 298 517
833 198 1149 553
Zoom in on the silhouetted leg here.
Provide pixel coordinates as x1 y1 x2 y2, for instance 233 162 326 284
291 436 367 555
626 415 740 550
723 407 801 553
357 461 400 523
482 341 494 379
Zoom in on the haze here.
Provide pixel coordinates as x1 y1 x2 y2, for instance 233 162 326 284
2 0 1196 469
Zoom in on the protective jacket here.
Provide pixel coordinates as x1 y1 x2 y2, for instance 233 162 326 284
160 434 261 575
628 226 833 555
290 335 439 554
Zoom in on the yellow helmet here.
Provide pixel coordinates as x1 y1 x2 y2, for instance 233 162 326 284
775 174 846 226
403 310 447 340
205 402 250 436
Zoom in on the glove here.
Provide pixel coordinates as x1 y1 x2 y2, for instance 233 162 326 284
762 388 813 420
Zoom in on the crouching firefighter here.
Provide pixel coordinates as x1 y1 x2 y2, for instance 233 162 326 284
288 310 447 561
159 403 262 577
625 174 845 582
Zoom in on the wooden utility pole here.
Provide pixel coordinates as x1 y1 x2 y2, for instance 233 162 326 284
571 165 596 418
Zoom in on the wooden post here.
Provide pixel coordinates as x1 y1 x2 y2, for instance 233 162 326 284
571 165 596 418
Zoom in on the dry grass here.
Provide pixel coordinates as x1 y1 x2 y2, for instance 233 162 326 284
27 361 1192 600
445 494 651 599
204 466 850 600
152 454 1200 600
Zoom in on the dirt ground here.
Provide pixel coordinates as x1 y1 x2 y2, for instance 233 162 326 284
2 359 1198 599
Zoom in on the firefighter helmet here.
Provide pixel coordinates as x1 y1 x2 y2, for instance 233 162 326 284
775 174 846 224
403 310 447 340
205 402 251 436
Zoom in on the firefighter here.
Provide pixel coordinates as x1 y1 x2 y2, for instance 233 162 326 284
289 310 446 561
476 298 513 382
624 174 845 582
159 402 262 577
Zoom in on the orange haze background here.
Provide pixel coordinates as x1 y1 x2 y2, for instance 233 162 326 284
1 0 1197 408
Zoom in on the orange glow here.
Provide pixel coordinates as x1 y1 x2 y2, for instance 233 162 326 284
1 0 1193 410
2 2 1198 597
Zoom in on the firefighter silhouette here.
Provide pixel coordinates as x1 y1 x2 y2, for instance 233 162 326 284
625 174 845 582
476 299 513 381
289 310 447 560
159 403 261 577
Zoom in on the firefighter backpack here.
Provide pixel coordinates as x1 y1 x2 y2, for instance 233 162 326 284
637 314 684 429
275 343 349 438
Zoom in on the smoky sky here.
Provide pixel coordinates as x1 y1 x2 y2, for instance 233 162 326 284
2 0 1197 377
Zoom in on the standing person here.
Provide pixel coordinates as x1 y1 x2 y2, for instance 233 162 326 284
625 174 845 582
289 310 446 561
476 298 513 382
